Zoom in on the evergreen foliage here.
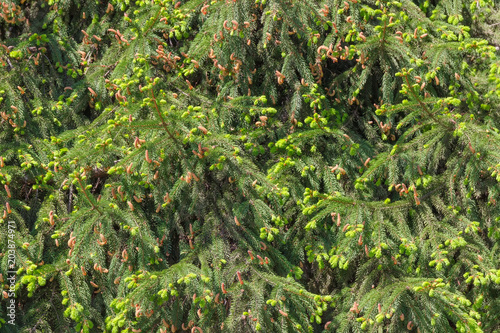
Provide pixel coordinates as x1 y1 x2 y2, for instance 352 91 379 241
0 0 499 332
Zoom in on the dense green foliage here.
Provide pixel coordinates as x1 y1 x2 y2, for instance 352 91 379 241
1 0 500 332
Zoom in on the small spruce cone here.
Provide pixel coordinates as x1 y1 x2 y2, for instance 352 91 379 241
237 271 243 285
198 125 208 134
